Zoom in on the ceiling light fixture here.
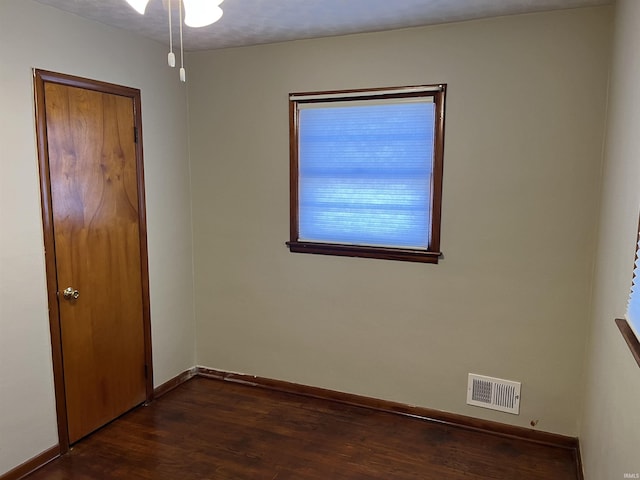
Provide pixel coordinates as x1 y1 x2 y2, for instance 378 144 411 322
124 0 225 82
125 0 150 15
184 0 224 28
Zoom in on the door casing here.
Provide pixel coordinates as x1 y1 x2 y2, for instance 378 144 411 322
33 69 153 453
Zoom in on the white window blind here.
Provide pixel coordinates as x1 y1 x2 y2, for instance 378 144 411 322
627 236 640 338
297 99 436 249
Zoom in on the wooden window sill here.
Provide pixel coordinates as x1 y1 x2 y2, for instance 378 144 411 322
615 318 640 368
286 241 441 264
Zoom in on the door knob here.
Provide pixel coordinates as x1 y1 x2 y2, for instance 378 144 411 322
63 287 80 300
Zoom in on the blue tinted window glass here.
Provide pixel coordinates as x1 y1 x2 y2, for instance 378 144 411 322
298 102 435 249
628 239 640 337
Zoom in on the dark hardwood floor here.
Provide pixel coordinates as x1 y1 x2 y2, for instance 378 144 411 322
25 377 580 479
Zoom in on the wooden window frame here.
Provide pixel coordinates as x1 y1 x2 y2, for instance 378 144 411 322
615 319 640 369
286 85 446 264
617 214 640 369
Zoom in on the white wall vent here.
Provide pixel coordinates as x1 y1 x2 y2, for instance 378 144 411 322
467 374 521 415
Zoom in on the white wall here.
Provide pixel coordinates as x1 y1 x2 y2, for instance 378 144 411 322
0 1 196 474
579 0 640 477
188 7 612 436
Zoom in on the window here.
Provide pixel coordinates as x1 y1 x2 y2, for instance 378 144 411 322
287 85 446 263
617 215 640 368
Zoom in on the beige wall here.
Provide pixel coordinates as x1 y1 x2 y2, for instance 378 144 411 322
188 7 612 436
1 2 629 477
579 0 640 477
0 1 196 474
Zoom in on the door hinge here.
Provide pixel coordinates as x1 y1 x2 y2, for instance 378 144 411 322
133 126 138 144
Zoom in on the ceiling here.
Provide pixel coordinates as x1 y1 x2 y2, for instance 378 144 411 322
34 0 611 51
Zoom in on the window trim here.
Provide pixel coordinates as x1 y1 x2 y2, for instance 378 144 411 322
615 318 640 369
618 213 640 369
286 84 446 264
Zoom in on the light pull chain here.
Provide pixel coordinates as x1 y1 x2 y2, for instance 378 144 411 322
168 0 175 67
179 0 186 82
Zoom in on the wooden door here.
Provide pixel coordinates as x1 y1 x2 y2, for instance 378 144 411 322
34 70 153 446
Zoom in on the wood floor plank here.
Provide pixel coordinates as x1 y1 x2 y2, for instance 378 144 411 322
24 377 579 479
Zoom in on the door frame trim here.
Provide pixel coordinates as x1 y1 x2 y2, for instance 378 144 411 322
33 69 154 453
